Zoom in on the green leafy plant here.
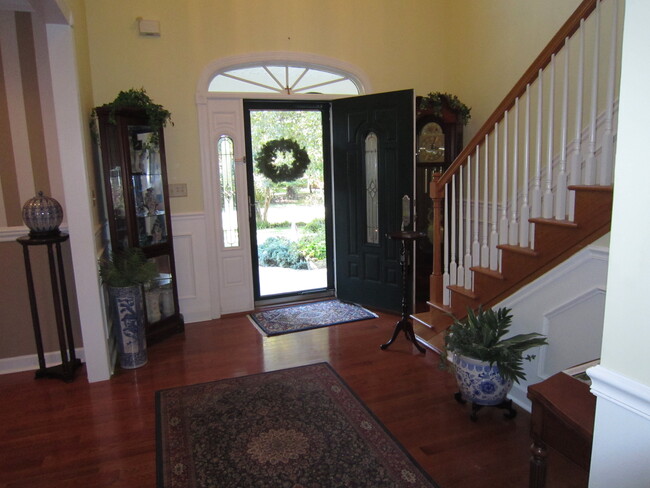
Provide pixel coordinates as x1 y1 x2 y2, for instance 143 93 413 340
418 92 471 125
98 248 158 288
443 306 548 384
297 218 326 261
92 88 172 146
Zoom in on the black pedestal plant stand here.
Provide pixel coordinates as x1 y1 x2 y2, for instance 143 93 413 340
17 233 82 382
380 231 426 354
454 392 517 422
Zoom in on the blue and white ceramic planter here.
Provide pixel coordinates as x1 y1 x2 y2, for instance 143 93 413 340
452 354 513 406
110 285 148 369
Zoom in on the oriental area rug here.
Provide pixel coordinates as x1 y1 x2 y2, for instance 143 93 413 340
248 299 377 336
155 362 439 488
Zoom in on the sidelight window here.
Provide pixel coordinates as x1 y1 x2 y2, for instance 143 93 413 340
218 135 239 247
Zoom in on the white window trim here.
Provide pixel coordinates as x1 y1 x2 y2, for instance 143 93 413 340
196 52 372 102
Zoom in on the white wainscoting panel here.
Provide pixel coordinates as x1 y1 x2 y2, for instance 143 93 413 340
539 287 606 377
171 213 213 323
499 244 609 411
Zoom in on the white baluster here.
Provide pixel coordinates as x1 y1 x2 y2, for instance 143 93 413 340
499 111 509 250
473 146 480 267
457 167 464 288
568 19 585 222
443 182 450 306
543 55 555 219
490 125 499 271
449 174 457 288
531 69 543 248
465 157 473 290
481 134 490 267
584 0 600 185
520 85 531 248
556 37 570 220
509 98 520 245
600 0 617 186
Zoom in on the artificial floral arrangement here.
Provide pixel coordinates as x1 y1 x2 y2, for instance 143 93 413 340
418 92 472 125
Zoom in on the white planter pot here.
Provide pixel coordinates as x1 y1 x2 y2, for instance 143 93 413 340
109 285 148 369
452 353 513 406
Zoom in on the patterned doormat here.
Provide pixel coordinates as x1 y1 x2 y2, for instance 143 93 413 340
248 299 378 336
156 363 439 488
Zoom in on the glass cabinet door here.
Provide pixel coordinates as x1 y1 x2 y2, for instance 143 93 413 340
128 125 168 248
144 254 177 324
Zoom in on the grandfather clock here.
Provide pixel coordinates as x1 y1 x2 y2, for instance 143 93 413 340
414 96 464 310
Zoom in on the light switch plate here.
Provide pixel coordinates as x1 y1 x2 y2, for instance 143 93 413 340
169 183 187 197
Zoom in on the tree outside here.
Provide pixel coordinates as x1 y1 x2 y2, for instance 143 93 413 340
249 109 328 295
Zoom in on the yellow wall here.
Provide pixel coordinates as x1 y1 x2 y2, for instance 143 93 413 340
442 0 582 138
78 0 581 213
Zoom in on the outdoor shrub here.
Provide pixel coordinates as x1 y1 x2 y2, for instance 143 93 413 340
258 237 308 270
296 218 326 261
297 234 326 261
256 220 291 230
304 218 325 233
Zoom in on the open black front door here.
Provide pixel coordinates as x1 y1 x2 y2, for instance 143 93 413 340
332 90 414 313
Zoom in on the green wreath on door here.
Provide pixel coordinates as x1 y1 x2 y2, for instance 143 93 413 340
256 138 310 183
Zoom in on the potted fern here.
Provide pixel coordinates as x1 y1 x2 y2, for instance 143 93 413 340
99 248 158 369
443 306 548 419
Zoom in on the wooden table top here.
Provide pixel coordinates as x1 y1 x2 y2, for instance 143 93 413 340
527 372 596 440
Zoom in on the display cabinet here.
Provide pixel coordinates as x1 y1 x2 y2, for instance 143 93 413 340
95 106 184 345
414 96 464 310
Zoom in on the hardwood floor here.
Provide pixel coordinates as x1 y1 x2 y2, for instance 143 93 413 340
0 310 588 487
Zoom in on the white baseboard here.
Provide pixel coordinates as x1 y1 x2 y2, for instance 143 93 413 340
0 347 85 376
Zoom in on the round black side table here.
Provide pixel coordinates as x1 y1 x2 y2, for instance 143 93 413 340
380 230 427 353
17 233 82 382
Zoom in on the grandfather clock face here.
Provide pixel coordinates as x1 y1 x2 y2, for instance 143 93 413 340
417 122 445 163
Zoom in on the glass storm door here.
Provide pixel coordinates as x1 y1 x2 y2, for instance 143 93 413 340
244 100 334 301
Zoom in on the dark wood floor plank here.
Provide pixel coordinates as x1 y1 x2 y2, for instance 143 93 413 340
0 310 587 487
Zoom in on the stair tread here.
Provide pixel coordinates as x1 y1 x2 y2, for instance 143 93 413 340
448 285 478 300
426 301 453 314
470 266 504 279
568 184 613 193
530 217 579 228
497 244 539 256
413 322 446 355
411 312 435 329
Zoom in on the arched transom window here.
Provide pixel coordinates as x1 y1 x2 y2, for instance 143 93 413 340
209 63 361 95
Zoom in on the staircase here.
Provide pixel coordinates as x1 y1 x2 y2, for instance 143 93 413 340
413 0 620 352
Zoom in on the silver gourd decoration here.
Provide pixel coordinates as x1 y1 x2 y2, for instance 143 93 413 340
22 191 64 237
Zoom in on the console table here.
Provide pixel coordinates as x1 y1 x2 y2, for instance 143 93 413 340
527 372 596 487
17 233 82 382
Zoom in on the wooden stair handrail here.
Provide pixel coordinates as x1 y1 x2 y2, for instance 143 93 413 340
437 0 598 189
